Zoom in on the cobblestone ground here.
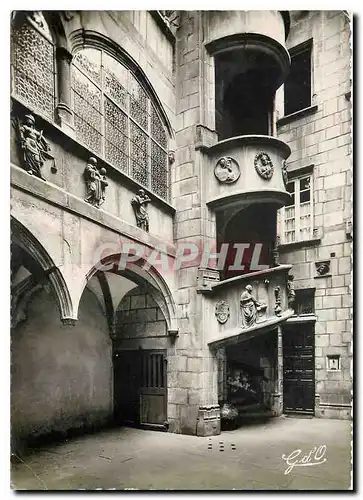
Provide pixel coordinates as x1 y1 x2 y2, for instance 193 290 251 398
11 416 352 491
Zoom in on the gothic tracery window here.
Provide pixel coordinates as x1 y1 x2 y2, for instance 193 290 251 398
72 48 169 200
11 12 56 119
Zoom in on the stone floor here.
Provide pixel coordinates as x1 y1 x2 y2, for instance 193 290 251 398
11 416 352 491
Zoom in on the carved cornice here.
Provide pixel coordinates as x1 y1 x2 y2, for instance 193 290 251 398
208 309 294 348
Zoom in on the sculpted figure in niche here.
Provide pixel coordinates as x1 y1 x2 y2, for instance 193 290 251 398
282 160 289 188
84 156 108 208
287 274 296 309
240 285 267 328
16 114 53 181
131 189 151 232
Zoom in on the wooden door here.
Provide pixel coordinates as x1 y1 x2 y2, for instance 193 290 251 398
283 324 315 414
113 349 167 429
139 350 167 429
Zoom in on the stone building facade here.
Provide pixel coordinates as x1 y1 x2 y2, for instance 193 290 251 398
10 10 352 451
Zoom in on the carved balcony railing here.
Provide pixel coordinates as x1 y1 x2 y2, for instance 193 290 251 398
201 265 294 348
204 135 291 212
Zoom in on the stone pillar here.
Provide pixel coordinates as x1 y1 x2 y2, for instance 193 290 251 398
55 46 74 134
272 326 283 416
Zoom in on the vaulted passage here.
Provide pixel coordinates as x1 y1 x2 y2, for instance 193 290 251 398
11 266 113 451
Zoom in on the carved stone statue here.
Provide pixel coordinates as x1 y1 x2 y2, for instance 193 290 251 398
274 286 282 317
271 237 280 267
287 274 296 309
84 157 108 208
282 160 289 188
240 285 267 328
131 189 151 232
15 114 53 181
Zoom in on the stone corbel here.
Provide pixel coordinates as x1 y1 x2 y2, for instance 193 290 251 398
168 329 179 341
196 267 220 293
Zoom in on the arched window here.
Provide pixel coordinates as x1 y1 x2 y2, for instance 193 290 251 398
11 12 56 119
72 48 169 200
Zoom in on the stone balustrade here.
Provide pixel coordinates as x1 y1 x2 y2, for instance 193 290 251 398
201 265 294 348
205 135 291 212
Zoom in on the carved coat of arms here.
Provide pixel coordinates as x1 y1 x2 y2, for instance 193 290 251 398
215 300 230 324
254 152 274 180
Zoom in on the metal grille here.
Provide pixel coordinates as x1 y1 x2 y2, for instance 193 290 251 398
11 16 55 119
72 48 169 200
151 142 168 199
141 353 165 388
104 98 129 173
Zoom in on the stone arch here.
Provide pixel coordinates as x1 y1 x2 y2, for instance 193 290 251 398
78 253 177 334
11 216 74 324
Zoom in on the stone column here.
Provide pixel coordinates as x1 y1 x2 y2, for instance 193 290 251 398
55 46 74 134
272 326 283 416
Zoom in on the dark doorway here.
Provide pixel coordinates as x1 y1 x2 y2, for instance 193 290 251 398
113 349 167 430
218 204 277 279
283 324 315 414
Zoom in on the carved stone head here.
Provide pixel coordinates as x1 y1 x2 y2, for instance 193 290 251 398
88 156 97 166
168 151 175 164
25 114 35 126
100 167 106 175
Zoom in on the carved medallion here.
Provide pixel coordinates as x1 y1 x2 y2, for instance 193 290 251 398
215 300 230 324
254 152 274 180
214 157 240 184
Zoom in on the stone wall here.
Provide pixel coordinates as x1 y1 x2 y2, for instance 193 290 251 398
114 286 168 350
11 285 113 450
276 11 352 419
171 11 221 435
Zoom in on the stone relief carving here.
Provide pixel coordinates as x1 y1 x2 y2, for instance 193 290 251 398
274 286 282 317
159 10 180 28
214 157 240 184
215 300 230 324
240 285 267 329
84 156 108 208
315 260 331 276
14 113 55 180
168 150 175 165
287 274 296 309
282 160 289 188
131 189 151 232
271 236 280 267
254 152 274 180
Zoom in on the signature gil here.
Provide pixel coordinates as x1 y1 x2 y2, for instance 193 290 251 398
282 445 327 475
